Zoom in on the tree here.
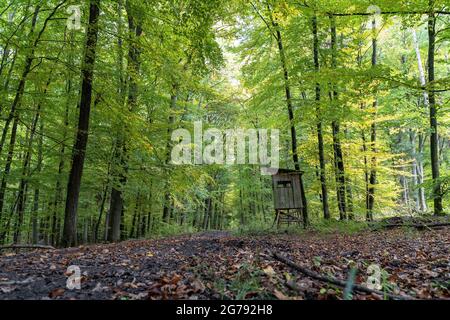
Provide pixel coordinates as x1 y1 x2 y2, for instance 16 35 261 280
312 12 330 220
62 0 101 247
427 0 444 216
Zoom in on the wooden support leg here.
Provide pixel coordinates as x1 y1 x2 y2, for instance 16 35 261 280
272 210 279 228
276 210 281 228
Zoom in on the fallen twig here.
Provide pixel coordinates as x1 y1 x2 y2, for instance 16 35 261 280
272 252 414 300
0 244 55 251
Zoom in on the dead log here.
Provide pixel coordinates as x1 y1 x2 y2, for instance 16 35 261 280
272 252 414 300
0 244 55 251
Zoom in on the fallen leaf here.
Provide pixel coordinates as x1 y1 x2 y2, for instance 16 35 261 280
49 288 65 298
263 266 276 276
191 279 205 292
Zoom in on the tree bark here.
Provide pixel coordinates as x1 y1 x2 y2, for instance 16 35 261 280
411 28 428 212
427 1 443 215
329 15 346 220
367 19 378 221
62 0 101 247
312 14 330 220
108 1 143 241
31 120 44 244
162 86 178 223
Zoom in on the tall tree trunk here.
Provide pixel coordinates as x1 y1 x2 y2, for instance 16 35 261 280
146 181 153 235
108 1 143 241
94 183 109 242
356 35 371 221
427 2 443 215
31 120 44 244
50 30 75 246
268 9 308 225
367 19 378 221
312 14 330 220
107 0 126 242
329 15 347 220
203 197 211 230
94 147 112 242
417 134 427 211
162 86 178 223
62 0 101 247
409 131 421 211
343 128 354 218
129 192 140 238
411 28 428 212
13 84 47 243
51 90 70 246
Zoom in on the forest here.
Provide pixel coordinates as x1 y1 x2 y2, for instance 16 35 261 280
0 0 449 301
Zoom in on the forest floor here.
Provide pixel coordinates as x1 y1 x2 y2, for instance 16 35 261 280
0 225 449 300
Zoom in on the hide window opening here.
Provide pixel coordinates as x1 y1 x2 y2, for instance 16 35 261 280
277 181 292 188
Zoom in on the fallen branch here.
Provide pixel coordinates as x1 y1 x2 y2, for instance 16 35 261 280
0 244 55 251
272 252 414 300
378 222 450 230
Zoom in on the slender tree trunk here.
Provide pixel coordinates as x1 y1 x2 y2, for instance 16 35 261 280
2 50 17 96
355 36 371 221
146 181 153 235
409 131 421 211
108 2 143 241
238 175 245 225
268 10 308 224
162 87 177 223
0 191 18 244
220 192 225 230
51 96 70 246
367 19 378 221
13 88 46 243
411 28 428 212
31 120 44 244
129 192 140 238
312 14 330 220
427 2 443 215
94 184 109 242
329 15 346 220
417 134 427 211
107 0 126 242
62 0 101 247
342 128 354 218
140 200 146 237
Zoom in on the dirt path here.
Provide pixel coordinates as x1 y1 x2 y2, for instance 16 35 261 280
0 229 448 300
